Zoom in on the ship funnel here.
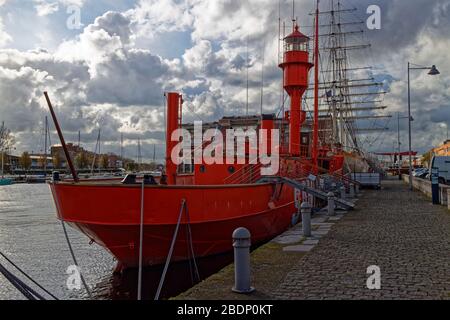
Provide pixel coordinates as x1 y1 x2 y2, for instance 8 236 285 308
261 114 275 155
165 92 183 185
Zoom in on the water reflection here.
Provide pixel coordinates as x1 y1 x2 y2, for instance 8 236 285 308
93 253 234 300
0 184 235 300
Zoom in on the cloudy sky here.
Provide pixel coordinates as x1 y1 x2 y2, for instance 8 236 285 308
0 0 449 161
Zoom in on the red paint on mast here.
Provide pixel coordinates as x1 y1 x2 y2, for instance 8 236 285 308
312 0 320 173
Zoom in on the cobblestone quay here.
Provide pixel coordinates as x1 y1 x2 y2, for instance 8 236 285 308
274 180 450 300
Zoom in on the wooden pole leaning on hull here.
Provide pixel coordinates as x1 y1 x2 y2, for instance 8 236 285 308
43 92 79 182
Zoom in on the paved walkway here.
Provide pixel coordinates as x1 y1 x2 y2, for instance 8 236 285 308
274 179 450 300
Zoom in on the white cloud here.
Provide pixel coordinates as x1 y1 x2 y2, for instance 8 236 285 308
31 0 87 17
0 0 450 158
33 0 59 16
127 0 194 37
0 17 11 47
182 39 212 72
56 11 133 69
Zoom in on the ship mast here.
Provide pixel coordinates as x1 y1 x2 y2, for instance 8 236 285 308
312 0 320 173
44 116 48 177
310 0 388 155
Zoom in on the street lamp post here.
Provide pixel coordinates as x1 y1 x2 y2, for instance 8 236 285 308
407 62 440 191
397 113 410 180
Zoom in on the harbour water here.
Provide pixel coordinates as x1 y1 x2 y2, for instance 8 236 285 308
0 184 233 300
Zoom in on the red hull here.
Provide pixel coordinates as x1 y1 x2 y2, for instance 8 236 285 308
50 182 296 268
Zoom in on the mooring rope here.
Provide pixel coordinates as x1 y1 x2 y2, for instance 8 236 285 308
154 199 186 301
0 261 45 300
184 205 200 282
0 251 58 300
183 203 200 286
184 223 195 285
61 221 92 299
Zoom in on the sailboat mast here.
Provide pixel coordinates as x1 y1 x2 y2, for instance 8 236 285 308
91 129 101 175
44 116 48 176
312 0 320 173
120 133 124 160
1 122 3 177
137 138 142 171
1 147 4 178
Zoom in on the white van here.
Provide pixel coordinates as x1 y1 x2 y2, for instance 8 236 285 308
430 156 450 184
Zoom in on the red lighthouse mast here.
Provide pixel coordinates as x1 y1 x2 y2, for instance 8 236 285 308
279 24 313 157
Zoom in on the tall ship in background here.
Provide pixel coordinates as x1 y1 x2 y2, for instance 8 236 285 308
193 0 389 174
298 0 389 173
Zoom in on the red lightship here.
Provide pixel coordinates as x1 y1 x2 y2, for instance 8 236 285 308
47 7 347 271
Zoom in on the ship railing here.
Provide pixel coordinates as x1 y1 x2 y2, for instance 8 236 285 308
279 143 312 158
281 157 361 188
233 166 262 184
224 161 263 185
317 168 360 188
224 155 360 187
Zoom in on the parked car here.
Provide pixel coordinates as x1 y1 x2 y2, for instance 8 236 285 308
418 169 429 179
413 168 426 177
413 168 429 178
429 156 450 184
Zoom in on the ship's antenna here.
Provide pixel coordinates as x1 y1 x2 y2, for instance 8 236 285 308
246 36 249 117
260 38 265 115
278 0 281 65
282 20 286 118
292 0 295 28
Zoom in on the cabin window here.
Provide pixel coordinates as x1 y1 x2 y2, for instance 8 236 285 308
199 165 206 173
228 166 236 174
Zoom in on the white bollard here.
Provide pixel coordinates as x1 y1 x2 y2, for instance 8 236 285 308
349 183 355 198
301 202 312 237
232 228 255 294
327 192 335 216
340 186 347 200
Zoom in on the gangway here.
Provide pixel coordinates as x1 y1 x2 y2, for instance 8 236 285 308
259 176 355 210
